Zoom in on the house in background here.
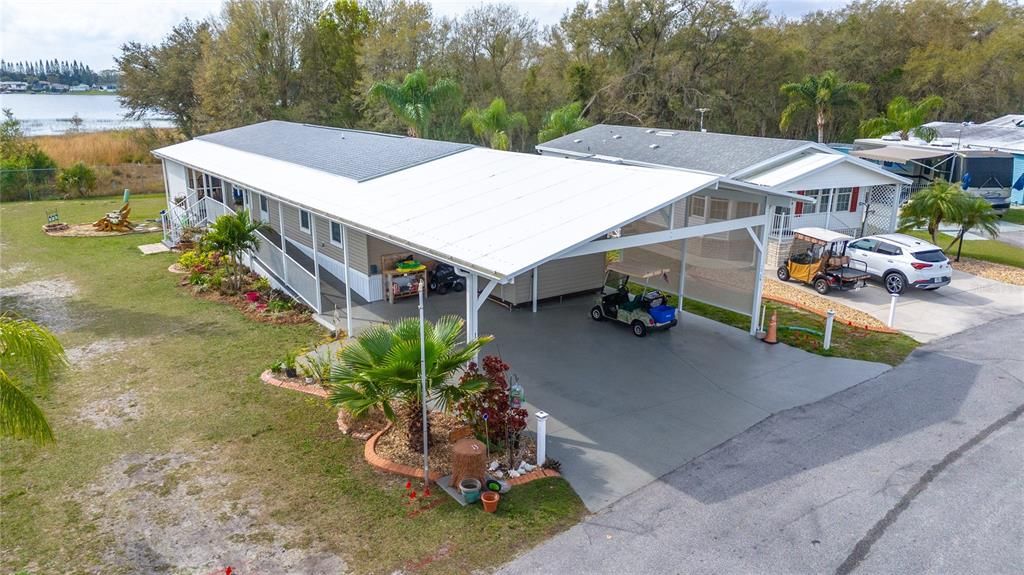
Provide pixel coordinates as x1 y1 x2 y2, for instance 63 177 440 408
68 83 92 92
538 125 910 268
854 114 1024 206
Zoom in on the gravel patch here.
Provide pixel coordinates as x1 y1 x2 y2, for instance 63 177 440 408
0 277 83 332
76 390 143 429
763 279 889 330
951 257 1024 286
82 452 348 574
66 338 131 369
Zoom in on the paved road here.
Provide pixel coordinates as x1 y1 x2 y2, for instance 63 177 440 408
499 314 1024 575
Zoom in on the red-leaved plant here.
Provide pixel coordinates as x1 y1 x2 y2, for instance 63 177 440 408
456 356 527 449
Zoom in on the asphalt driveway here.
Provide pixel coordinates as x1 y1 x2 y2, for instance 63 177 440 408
356 294 889 511
824 270 1024 342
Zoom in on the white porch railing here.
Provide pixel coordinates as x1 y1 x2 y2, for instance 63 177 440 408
254 235 285 279
283 253 318 310
203 196 229 222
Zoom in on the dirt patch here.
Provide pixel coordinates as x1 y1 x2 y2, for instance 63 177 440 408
0 277 83 332
0 262 31 278
76 390 143 429
763 279 888 330
952 257 1024 286
44 221 162 237
66 338 131 369
82 452 348 574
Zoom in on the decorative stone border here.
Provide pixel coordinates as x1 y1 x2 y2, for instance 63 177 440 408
260 370 328 398
261 370 563 486
763 294 900 334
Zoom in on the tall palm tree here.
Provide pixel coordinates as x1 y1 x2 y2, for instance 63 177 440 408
0 315 66 444
461 97 528 151
860 96 944 141
779 70 869 143
898 179 966 245
369 69 460 139
203 209 262 291
538 102 592 143
948 196 1000 262
327 315 491 450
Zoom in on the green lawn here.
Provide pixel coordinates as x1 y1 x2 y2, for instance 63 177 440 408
0 196 584 574
1003 207 1024 225
907 230 1024 268
628 284 917 366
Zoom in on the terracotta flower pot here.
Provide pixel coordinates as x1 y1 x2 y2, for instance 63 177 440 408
481 490 500 513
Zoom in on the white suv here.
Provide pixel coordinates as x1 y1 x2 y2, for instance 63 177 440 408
846 233 952 294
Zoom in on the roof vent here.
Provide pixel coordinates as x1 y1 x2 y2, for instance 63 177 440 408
573 138 582 143
655 131 676 137
612 134 622 139
646 129 656 134
649 143 660 149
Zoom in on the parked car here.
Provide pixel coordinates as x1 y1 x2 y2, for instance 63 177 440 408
846 233 952 294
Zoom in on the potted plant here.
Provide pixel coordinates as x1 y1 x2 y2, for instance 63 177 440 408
481 490 500 513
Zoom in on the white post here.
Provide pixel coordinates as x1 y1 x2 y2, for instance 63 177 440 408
677 239 687 311
535 410 548 467
418 288 430 485
277 200 288 284
824 187 836 230
342 224 353 337
887 293 899 328
531 267 539 313
311 216 322 314
749 205 771 335
823 309 835 350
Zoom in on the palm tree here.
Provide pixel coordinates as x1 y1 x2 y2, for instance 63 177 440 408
898 179 966 245
538 102 591 143
327 315 491 450
203 209 262 291
369 69 460 139
779 70 869 143
860 96 944 141
0 315 66 444
461 97 528 151
948 196 1000 262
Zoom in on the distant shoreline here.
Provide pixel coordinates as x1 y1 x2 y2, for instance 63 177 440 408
0 91 118 96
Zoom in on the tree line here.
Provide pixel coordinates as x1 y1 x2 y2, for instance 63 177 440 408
0 59 107 86
117 0 1024 149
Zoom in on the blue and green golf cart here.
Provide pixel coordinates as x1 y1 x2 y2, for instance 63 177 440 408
590 261 678 337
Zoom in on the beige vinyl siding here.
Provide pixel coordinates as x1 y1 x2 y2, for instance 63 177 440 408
314 216 345 262
264 196 281 233
281 204 313 248
344 228 370 274
368 236 413 274
496 253 605 306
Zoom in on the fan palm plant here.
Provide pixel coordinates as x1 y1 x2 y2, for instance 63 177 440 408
0 315 67 444
859 96 944 141
461 97 528 151
369 69 460 139
779 70 869 142
947 196 1000 262
538 102 591 143
327 315 492 450
898 179 966 245
203 209 263 291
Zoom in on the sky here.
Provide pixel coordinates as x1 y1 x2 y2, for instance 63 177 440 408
0 0 849 72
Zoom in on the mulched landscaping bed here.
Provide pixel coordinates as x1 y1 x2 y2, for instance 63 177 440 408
179 279 312 325
763 278 891 331
43 221 162 237
952 257 1024 286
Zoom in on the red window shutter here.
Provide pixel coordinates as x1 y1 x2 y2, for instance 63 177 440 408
849 187 860 212
794 191 804 215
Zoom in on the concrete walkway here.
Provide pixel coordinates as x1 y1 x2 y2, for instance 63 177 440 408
347 293 889 511
497 314 1024 575
827 270 1024 342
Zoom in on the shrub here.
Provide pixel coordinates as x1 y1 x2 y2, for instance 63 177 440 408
266 297 294 314
55 162 97 197
177 249 214 272
251 276 271 295
456 356 527 448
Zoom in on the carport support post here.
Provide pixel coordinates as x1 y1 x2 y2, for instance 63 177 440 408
677 239 687 311
465 272 478 345
749 206 772 336
341 223 353 337
532 267 538 313
535 411 548 467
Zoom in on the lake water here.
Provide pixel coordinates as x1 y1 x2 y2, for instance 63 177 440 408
0 93 174 136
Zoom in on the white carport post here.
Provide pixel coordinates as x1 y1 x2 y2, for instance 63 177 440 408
748 201 773 335
677 240 687 312
464 272 478 344
341 223 353 337
531 268 539 313
310 215 322 313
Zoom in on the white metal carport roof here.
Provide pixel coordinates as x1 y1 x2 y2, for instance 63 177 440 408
153 139 720 282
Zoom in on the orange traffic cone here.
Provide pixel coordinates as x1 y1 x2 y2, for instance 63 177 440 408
764 311 778 344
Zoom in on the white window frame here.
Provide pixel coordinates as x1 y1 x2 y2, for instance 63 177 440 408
329 221 344 248
258 195 269 222
834 188 852 212
299 209 312 234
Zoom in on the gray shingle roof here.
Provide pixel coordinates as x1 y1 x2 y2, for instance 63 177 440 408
197 120 473 182
537 124 812 176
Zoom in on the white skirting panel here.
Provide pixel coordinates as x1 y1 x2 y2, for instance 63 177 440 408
311 248 384 303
